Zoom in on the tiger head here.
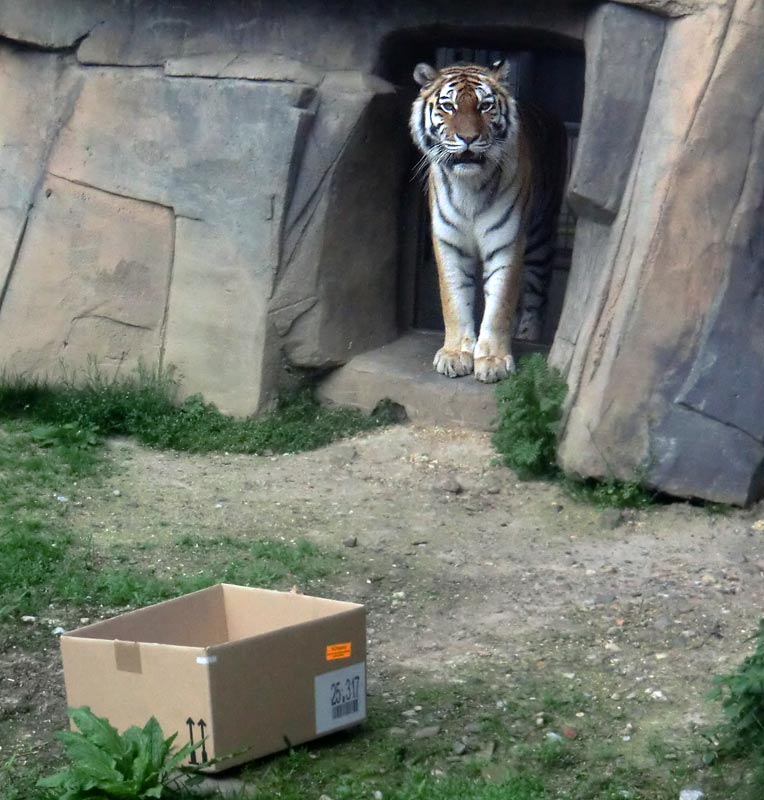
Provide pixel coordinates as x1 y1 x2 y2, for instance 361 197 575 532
410 61 519 178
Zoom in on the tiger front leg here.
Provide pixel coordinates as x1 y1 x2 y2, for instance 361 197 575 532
474 243 525 383
432 237 478 378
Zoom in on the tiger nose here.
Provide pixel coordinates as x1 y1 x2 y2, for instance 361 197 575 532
460 134 479 145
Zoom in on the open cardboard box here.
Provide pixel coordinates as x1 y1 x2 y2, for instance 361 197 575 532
60 584 366 772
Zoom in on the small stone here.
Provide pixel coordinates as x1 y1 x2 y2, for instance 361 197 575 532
679 790 704 800
700 574 716 585
464 722 483 734
79 617 91 625
343 536 358 548
546 732 563 742
440 475 463 494
21 615 37 624
373 792 383 800
452 740 468 755
52 626 66 635
55 494 69 503
535 715 545 726
387 727 407 736
605 642 621 652
392 591 406 600
112 489 121 497
414 725 441 740
650 690 667 701
319 795 334 800
402 708 417 717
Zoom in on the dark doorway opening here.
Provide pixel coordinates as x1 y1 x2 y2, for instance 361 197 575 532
381 34 585 348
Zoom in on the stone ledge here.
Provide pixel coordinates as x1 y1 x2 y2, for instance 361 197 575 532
317 331 545 431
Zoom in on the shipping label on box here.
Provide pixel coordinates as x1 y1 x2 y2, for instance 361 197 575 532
314 661 366 734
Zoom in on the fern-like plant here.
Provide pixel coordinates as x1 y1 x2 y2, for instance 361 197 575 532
38 707 201 799
492 354 567 479
711 619 764 757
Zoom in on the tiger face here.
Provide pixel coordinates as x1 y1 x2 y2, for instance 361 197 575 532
410 61 518 178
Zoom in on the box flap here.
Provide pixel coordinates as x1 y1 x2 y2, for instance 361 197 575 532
220 584 362 642
65 584 229 647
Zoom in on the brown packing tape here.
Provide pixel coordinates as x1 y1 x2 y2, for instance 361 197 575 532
114 640 142 674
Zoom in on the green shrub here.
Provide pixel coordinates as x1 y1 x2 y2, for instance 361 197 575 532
564 475 656 509
38 707 200 799
492 354 566 479
711 618 764 756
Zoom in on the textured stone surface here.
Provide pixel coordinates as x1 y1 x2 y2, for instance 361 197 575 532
272 74 403 368
47 70 313 414
0 174 173 376
73 1 588 71
0 0 104 48
568 5 666 223
553 0 764 504
0 47 81 302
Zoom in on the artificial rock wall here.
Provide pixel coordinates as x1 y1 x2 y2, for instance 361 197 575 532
1 0 763 505
0 0 587 415
550 0 764 505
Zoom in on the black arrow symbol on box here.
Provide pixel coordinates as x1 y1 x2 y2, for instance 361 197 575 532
186 718 198 765
198 719 208 763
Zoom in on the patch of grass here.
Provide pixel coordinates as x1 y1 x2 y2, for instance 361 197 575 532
564 475 657 509
493 354 566 479
711 618 764 757
168 535 337 591
0 417 340 619
0 363 398 456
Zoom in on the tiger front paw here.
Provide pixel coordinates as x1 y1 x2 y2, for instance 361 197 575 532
474 354 516 383
433 348 474 378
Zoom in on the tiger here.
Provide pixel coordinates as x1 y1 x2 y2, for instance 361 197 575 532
409 60 567 382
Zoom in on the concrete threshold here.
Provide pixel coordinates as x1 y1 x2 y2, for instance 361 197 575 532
317 330 547 431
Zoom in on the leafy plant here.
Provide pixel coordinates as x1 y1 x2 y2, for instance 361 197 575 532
38 707 200 799
492 354 567 479
564 475 656 509
711 618 764 757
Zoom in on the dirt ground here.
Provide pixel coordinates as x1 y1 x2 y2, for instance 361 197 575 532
4 422 764 785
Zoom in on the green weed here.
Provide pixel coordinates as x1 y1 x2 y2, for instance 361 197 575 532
711 618 764 757
564 476 657 509
37 707 201 799
493 354 567 479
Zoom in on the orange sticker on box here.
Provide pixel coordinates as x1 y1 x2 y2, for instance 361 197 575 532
326 642 352 661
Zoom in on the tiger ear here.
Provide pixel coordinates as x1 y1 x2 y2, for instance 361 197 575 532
413 63 438 87
491 58 512 86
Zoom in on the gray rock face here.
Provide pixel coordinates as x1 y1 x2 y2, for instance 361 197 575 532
552 0 764 504
568 5 666 223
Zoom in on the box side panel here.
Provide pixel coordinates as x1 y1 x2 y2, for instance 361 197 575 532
60 636 216 766
68 584 229 646
221 584 362 641
206 606 366 770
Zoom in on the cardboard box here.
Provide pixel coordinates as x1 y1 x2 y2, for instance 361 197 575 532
60 584 367 772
